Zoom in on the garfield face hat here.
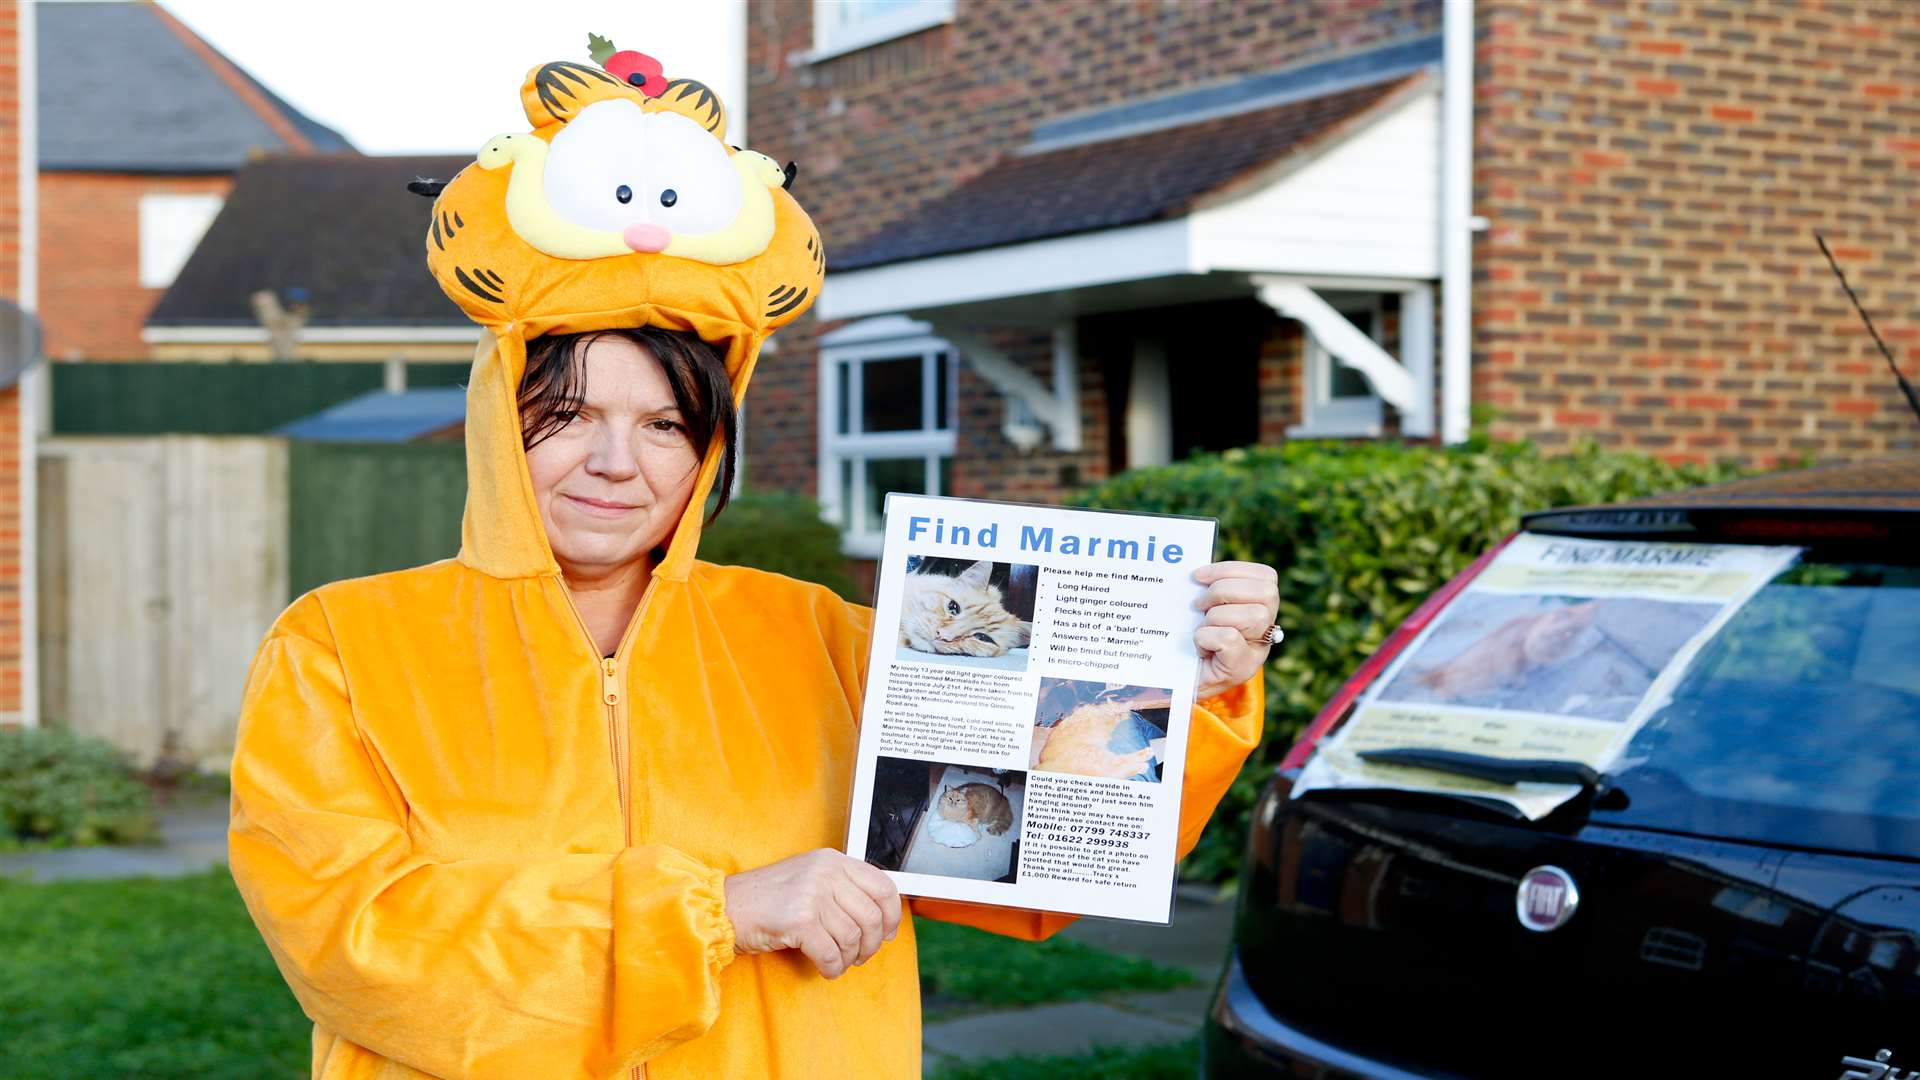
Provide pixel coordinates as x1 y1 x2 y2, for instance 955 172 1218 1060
419 34 824 373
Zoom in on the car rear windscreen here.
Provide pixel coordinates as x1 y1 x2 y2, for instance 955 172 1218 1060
1601 558 1920 858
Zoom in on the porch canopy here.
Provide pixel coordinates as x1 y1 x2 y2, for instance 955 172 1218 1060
819 38 1454 448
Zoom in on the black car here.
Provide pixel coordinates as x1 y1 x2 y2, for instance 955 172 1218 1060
1203 456 1920 1078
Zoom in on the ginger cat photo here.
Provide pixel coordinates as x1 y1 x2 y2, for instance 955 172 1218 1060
1029 678 1172 783
1033 701 1156 779
863 757 1025 882
898 559 1034 659
935 782 1015 837
1378 592 1717 723
1414 599 1604 701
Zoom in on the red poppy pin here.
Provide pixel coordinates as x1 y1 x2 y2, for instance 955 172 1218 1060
588 32 668 98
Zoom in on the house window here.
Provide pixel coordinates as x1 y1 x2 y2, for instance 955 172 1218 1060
819 320 956 557
138 193 224 289
810 0 955 61
1291 294 1385 438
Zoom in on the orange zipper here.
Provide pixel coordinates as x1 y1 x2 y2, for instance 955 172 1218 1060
558 578 656 1080
600 656 630 842
557 579 653 842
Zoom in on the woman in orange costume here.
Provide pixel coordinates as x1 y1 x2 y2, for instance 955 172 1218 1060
229 45 1278 1080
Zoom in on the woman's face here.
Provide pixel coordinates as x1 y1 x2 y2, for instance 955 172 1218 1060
524 335 703 580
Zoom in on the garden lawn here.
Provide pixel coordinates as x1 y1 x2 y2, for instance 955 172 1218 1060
0 868 309 1080
0 869 1193 1076
914 918 1193 1018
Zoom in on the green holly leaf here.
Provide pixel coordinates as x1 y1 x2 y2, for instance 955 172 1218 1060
587 32 617 66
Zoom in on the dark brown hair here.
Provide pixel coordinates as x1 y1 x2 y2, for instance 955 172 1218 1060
518 327 738 521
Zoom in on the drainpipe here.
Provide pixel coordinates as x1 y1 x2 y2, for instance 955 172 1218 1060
1441 0 1475 444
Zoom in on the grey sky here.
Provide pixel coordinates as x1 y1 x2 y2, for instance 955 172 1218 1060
153 0 748 153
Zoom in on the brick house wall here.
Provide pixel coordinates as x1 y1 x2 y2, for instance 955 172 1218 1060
0 1 24 722
745 0 1445 500
1473 0 1920 464
746 0 1919 528
39 172 232 359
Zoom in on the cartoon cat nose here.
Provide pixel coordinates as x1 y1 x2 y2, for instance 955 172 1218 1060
623 223 670 253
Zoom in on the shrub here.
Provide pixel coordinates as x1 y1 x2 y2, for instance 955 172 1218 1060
0 728 157 849
1076 439 1742 883
699 491 861 600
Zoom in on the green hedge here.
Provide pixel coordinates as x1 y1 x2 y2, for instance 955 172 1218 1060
699 493 861 600
0 728 156 849
1076 439 1742 883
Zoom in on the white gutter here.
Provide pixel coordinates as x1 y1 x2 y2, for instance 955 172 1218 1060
1440 0 1474 444
18 0 37 728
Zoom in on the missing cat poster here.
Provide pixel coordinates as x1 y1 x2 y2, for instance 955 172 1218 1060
1293 533 1802 819
844 493 1217 924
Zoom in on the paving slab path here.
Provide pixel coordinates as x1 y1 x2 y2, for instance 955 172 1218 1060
921 887 1237 1074
0 800 228 882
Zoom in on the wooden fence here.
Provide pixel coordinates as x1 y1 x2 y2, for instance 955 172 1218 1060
38 437 288 769
37 436 468 768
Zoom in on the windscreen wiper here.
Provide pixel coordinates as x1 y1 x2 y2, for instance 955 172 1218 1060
1358 747 1602 789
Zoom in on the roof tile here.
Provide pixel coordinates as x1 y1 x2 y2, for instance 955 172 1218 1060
147 154 472 328
39 3 351 172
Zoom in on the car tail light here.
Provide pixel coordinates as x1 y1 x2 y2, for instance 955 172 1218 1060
1277 533 1516 773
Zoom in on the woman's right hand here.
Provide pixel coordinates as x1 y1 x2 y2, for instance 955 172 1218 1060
723 849 903 979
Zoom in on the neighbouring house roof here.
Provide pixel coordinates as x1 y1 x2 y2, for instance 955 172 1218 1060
147 154 473 329
39 2 353 172
274 387 467 442
831 72 1422 272
1627 452 1920 512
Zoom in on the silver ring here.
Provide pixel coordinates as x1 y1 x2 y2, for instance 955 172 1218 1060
1258 624 1284 646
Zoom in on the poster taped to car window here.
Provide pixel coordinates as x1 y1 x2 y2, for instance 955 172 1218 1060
1294 534 1803 819
844 493 1216 924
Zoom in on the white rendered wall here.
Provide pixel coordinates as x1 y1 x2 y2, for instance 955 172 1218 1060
1191 91 1441 281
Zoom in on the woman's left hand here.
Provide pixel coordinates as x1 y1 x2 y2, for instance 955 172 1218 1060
1192 560 1281 700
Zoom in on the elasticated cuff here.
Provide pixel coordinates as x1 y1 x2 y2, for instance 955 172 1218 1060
697 863 737 970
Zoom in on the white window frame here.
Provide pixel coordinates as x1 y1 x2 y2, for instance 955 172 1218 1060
1290 293 1386 439
819 318 957 558
808 0 955 62
138 193 224 289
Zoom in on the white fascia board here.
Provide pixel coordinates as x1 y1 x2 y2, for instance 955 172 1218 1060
1189 91 1442 280
819 219 1194 322
141 326 482 344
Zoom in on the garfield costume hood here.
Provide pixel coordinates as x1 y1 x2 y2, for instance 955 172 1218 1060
229 43 1263 1080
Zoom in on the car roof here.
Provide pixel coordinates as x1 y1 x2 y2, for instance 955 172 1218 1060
1622 453 1920 511
1523 452 1920 538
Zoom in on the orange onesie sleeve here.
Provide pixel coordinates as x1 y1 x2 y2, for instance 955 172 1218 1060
227 596 736 1080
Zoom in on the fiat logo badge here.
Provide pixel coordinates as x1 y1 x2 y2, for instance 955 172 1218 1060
1516 866 1579 932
